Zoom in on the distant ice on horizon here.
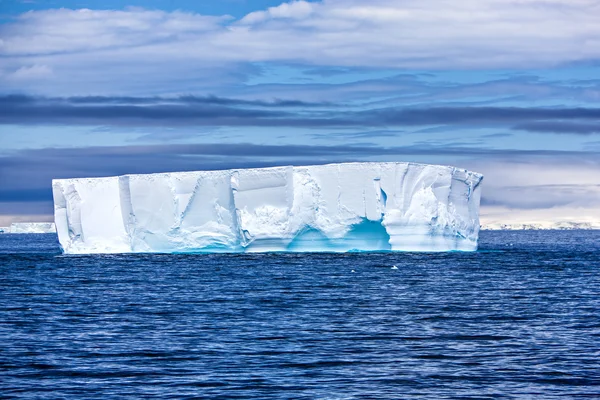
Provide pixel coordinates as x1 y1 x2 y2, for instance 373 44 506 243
8 222 56 234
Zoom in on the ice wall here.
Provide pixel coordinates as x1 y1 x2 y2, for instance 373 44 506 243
9 222 56 234
52 162 483 254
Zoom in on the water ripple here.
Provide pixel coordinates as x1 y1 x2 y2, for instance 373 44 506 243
1 231 599 398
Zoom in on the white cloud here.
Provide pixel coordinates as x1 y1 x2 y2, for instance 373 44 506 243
240 0 315 24
0 8 226 55
1 0 599 71
8 64 53 80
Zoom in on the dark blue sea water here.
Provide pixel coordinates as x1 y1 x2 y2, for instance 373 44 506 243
1 231 599 399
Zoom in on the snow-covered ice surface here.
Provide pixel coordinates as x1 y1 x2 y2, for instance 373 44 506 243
0 227 9 233
52 162 483 254
9 222 56 234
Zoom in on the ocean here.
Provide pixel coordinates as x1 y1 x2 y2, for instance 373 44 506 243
1 231 599 399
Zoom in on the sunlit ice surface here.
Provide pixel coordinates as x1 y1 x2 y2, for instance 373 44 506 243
52 162 482 254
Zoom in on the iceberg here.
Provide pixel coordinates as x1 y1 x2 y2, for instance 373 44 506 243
481 221 600 230
9 222 56 234
0 226 9 233
52 162 483 254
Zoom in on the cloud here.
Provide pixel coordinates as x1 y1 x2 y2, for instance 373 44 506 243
2 95 600 135
0 8 226 55
241 1 315 23
1 141 598 193
482 184 600 209
466 157 600 214
481 133 513 139
0 95 294 127
63 95 326 107
513 121 600 134
311 129 404 139
0 210 54 225
2 141 600 223
373 106 600 126
0 188 51 202
1 0 600 87
7 64 52 81
234 73 600 110
0 143 381 209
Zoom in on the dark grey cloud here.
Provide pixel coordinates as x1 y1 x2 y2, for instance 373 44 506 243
481 132 513 139
512 121 600 134
2 142 599 215
6 142 596 163
373 107 600 125
311 130 404 140
64 95 327 108
2 95 600 133
0 95 345 128
236 73 600 109
302 67 354 77
0 189 51 202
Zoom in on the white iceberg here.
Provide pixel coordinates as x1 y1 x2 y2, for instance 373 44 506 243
481 221 600 230
52 162 483 254
9 222 56 234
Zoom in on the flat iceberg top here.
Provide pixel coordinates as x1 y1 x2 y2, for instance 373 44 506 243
52 162 483 254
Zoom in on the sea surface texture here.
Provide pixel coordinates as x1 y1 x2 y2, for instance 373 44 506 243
1 231 599 399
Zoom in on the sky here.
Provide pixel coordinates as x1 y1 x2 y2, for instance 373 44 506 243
1 0 600 226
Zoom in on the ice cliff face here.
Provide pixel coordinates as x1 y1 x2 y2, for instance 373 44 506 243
52 162 483 254
9 222 56 234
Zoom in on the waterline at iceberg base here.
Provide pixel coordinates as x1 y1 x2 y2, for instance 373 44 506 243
52 162 483 254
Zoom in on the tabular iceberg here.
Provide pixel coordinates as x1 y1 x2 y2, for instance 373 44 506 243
9 222 56 234
52 162 483 254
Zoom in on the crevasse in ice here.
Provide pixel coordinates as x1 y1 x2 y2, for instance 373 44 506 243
52 162 483 254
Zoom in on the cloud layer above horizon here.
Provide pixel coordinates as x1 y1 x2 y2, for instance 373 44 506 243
1 0 600 225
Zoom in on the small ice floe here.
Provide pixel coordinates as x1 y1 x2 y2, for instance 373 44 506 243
391 265 398 270
351 270 356 273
